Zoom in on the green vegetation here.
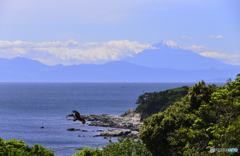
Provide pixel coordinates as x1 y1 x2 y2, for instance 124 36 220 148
0 137 54 156
74 138 152 156
135 86 189 115
140 75 240 156
73 147 103 156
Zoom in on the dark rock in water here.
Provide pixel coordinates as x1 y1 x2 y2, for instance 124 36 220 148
74 148 84 150
80 130 88 132
131 128 139 131
40 126 44 128
96 130 103 132
67 127 76 131
99 129 139 138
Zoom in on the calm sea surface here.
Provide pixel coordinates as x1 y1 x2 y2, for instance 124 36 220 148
0 82 225 156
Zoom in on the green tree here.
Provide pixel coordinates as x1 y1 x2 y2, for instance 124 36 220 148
73 147 102 156
140 76 240 156
102 138 152 156
0 137 54 156
74 138 152 156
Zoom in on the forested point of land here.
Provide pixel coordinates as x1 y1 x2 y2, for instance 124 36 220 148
135 86 189 115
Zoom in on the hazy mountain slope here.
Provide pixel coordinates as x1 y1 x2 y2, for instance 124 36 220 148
0 57 238 82
124 40 240 70
34 61 239 82
0 57 64 76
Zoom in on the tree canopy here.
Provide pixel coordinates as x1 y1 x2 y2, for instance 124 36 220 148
0 137 54 156
74 138 152 156
139 75 240 156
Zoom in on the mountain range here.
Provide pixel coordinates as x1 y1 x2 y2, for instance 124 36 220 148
0 40 239 82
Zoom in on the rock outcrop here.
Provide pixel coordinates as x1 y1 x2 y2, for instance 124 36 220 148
99 129 139 138
81 109 143 130
120 109 153 121
67 109 147 138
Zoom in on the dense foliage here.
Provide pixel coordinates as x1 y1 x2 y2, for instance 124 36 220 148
140 75 240 156
0 137 54 156
74 138 152 156
135 86 189 115
73 147 102 156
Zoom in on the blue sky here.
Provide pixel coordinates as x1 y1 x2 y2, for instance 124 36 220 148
0 0 239 65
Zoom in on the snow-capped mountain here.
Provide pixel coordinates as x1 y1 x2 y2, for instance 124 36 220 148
152 40 182 49
124 40 240 70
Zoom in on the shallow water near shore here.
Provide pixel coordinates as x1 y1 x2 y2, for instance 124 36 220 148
0 82 225 156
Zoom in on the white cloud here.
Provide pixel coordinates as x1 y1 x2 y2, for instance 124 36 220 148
199 52 239 59
209 35 223 38
1 39 239 66
216 35 223 38
199 52 240 65
180 36 193 40
181 45 213 53
0 40 76 48
180 44 240 65
0 40 155 65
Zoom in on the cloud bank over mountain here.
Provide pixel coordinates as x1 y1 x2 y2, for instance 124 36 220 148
0 40 155 65
0 39 239 66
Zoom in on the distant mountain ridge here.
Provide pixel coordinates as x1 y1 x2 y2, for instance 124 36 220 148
0 57 64 76
124 40 240 70
0 57 238 82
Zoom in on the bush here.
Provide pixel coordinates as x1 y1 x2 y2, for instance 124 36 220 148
74 138 152 156
73 147 102 156
102 138 152 156
0 137 54 156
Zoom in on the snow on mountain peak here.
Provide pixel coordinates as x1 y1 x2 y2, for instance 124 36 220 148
153 40 182 49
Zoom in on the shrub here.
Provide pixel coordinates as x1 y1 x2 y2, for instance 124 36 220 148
74 138 152 156
73 147 102 156
102 138 152 156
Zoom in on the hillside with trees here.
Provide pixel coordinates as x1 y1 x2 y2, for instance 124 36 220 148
135 86 189 116
140 75 240 155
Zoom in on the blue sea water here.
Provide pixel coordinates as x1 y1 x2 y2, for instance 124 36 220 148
0 82 225 156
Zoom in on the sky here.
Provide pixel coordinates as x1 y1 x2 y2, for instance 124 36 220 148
0 0 239 65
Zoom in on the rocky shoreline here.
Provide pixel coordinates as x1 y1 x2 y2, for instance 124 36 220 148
66 109 145 138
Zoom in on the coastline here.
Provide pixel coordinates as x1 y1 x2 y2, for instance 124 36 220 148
67 109 144 138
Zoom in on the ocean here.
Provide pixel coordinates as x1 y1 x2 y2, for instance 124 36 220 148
0 82 225 156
